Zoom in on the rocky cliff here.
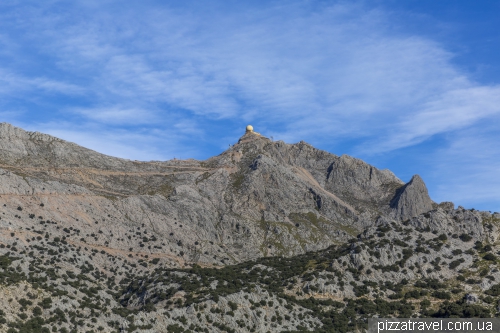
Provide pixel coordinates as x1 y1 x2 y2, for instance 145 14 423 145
390 174 434 221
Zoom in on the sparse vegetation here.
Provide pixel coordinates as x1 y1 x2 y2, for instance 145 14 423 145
0 124 499 332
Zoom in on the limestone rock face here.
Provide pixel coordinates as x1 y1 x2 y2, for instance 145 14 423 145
0 122 488 268
323 154 404 220
390 174 434 221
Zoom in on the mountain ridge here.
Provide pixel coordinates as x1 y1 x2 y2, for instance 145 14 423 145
0 122 481 265
1 122 500 333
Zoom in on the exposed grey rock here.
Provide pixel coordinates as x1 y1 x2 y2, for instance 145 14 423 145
465 293 479 304
390 174 434 221
439 201 455 212
325 154 404 215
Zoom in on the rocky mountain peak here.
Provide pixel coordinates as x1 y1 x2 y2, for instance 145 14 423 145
390 174 434 221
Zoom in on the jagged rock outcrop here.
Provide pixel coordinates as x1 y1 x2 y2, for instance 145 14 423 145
390 174 434 221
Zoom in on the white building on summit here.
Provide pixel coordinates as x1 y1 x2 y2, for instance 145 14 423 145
245 125 260 135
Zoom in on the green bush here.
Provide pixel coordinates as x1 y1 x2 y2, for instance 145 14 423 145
484 253 496 261
38 298 52 309
449 259 465 270
485 284 500 296
435 300 491 318
437 234 447 241
228 301 238 311
432 291 451 300
459 234 472 242
33 306 42 316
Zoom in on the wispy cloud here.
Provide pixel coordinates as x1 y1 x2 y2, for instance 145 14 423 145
0 1 499 209
3 1 498 141
0 69 84 96
72 106 158 125
428 122 500 210
27 121 199 161
359 85 500 154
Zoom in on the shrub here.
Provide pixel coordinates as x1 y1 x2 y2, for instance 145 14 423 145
404 290 421 299
449 259 465 270
144 302 155 312
228 301 238 311
459 234 473 242
485 284 500 296
435 300 491 318
420 299 431 308
437 234 447 241
38 297 52 309
432 291 451 300
32 306 42 316
484 253 496 261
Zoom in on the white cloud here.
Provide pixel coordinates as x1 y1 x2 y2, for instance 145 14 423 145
428 123 500 211
72 106 158 125
358 85 500 154
0 68 84 96
5 1 497 144
27 121 199 161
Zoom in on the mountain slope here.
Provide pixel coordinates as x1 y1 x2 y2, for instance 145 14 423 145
0 122 408 264
1 123 499 333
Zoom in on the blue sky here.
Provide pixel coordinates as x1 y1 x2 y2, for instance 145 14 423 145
0 1 499 212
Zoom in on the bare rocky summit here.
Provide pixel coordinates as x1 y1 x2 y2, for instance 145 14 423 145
1 122 499 333
390 174 434 221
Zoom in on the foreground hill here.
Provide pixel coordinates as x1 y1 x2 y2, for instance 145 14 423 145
0 122 499 333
